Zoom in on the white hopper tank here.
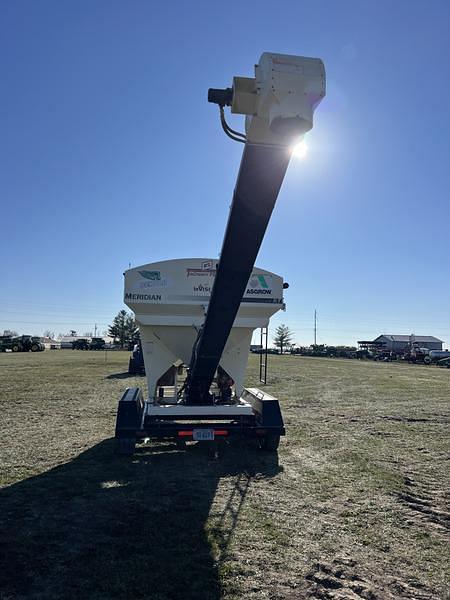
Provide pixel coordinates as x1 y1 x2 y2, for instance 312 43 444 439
124 258 285 399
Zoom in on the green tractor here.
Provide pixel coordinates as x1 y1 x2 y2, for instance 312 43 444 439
89 337 106 350
437 357 450 368
72 338 89 350
0 336 14 352
0 335 45 352
29 336 45 352
72 337 105 350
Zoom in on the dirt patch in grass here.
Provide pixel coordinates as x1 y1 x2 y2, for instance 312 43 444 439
0 351 449 598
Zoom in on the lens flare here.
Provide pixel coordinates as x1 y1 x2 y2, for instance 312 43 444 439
292 140 308 159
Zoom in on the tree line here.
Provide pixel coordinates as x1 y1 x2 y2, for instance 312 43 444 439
4 318 294 353
109 316 293 352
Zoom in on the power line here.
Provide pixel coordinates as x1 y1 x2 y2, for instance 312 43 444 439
0 319 110 326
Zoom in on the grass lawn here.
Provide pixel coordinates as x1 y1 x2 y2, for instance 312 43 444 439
0 350 449 599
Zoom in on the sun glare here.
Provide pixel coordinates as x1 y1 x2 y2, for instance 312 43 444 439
292 140 308 159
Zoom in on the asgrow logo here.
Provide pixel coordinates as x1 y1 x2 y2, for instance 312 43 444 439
246 274 272 296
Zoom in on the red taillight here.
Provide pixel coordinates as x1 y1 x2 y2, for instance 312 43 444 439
177 429 228 437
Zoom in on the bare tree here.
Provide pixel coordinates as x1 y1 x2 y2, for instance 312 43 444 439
43 330 55 339
3 329 18 336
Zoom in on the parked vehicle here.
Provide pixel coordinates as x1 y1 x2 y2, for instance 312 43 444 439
89 337 106 350
0 335 45 352
405 348 430 364
29 336 45 352
72 338 89 350
0 336 13 352
128 340 145 374
437 357 450 368
427 350 450 364
373 351 397 362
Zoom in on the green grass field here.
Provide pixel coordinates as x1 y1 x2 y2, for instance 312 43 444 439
0 350 449 599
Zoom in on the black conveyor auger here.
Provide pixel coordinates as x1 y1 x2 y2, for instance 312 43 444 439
184 143 290 405
184 51 326 405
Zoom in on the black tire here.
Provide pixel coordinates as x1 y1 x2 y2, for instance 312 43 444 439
12 345 20 352
259 433 280 451
31 344 39 352
115 438 136 455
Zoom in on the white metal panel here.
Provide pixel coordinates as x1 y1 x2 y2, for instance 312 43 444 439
144 403 254 417
220 328 253 397
124 258 285 399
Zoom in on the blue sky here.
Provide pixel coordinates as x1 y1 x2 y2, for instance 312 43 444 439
1 1 449 346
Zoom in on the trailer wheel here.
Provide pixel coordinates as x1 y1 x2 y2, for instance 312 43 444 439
259 433 280 451
12 344 20 352
115 438 136 455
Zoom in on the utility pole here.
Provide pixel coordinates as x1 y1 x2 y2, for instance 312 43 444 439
314 309 317 346
94 323 97 337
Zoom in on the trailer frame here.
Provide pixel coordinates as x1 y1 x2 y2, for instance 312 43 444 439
115 386 285 455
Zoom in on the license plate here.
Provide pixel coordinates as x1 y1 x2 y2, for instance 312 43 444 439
193 428 215 441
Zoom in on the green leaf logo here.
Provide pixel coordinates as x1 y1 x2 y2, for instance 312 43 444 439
257 275 269 289
138 270 161 281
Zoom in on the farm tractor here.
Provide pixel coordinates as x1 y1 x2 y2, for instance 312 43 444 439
128 339 145 375
114 51 326 454
0 335 45 353
72 337 106 350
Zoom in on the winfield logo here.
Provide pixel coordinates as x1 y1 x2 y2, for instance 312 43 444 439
138 270 161 281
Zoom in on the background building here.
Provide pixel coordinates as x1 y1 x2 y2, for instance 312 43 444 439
372 335 443 352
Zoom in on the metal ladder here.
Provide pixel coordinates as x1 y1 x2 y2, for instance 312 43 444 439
259 327 268 385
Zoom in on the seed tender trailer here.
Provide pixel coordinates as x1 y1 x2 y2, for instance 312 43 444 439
115 52 325 454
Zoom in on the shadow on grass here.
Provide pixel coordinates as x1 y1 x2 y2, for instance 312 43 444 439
0 439 281 599
105 371 145 380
